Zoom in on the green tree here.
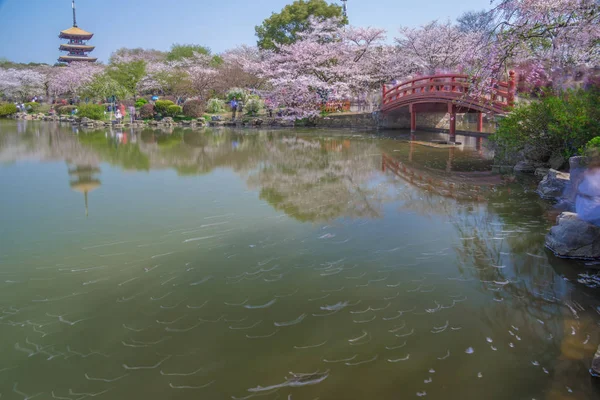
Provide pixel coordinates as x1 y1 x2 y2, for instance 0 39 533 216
81 73 129 101
166 44 211 61
255 0 347 50
107 60 146 100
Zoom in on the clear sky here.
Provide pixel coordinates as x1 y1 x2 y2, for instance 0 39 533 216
0 0 492 64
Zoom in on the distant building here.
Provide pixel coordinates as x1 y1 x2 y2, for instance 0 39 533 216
58 0 97 63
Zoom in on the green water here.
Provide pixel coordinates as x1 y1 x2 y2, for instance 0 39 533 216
0 120 599 400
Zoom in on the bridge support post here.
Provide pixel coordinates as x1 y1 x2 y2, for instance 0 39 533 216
409 104 416 132
448 104 456 141
477 112 483 132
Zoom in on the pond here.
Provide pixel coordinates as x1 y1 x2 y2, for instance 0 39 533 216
0 120 599 400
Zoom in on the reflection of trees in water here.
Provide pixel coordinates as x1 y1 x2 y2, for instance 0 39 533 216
137 129 266 176
449 185 600 399
246 136 386 222
0 122 100 166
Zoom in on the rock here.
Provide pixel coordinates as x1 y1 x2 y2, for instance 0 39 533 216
592 345 600 377
545 212 600 259
514 161 536 173
549 153 566 170
537 169 571 199
535 167 550 177
253 118 263 127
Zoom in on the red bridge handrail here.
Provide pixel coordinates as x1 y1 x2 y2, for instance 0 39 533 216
382 71 516 114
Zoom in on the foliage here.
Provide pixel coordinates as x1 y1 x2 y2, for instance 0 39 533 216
245 97 264 115
255 0 347 50
206 98 225 113
48 62 104 98
77 104 105 120
166 44 211 61
477 0 600 89
226 87 248 102
248 17 389 118
25 102 41 113
135 98 148 108
491 89 600 160
56 105 77 115
155 100 175 114
80 72 129 101
166 104 183 117
585 137 600 150
0 102 18 117
139 103 155 119
395 20 483 74
182 99 205 118
0 68 46 101
107 60 147 99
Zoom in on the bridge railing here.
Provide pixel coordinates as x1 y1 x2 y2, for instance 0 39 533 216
382 72 515 112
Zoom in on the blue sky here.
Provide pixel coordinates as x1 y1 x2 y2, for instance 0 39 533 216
0 0 492 64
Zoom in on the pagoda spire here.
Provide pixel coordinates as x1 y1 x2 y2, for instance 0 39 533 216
72 0 77 27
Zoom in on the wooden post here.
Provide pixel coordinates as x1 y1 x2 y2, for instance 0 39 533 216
410 104 416 132
448 103 456 140
508 70 516 107
477 112 483 132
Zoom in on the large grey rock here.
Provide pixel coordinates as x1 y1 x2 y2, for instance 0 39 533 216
545 212 600 259
537 169 571 199
535 167 550 178
592 345 600 377
514 161 536 173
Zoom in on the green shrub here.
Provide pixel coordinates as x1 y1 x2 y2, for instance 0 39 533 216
56 105 77 115
182 99 205 118
139 103 155 119
586 136 600 150
166 104 183 117
135 98 148 108
491 88 600 161
155 100 175 115
245 98 263 116
206 98 224 113
0 102 18 117
77 104 105 120
226 88 248 102
25 102 41 113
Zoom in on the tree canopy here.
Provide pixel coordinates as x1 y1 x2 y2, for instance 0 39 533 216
255 0 347 50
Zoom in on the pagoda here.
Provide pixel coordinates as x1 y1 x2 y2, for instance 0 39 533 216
58 0 97 63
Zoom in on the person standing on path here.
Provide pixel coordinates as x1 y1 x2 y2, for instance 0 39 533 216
230 99 238 120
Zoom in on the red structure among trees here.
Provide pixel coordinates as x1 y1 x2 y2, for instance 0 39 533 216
381 72 516 135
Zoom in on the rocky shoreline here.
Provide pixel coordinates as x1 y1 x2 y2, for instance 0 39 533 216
10 112 297 129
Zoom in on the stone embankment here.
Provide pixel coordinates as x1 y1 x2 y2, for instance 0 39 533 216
10 112 382 130
513 155 600 260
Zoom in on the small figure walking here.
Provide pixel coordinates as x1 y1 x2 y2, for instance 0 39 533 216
230 98 238 120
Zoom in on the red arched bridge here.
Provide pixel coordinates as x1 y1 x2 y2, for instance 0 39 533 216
381 71 515 134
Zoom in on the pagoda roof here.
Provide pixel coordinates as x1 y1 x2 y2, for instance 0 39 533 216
60 44 95 51
58 55 98 62
59 26 93 38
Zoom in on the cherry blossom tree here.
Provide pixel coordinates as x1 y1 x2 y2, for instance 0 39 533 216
394 20 484 75
480 0 600 89
48 62 104 98
0 68 47 101
248 17 390 117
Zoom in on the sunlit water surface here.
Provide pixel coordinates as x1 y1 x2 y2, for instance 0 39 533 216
1 120 599 400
